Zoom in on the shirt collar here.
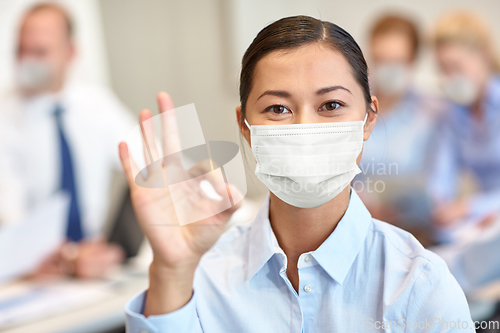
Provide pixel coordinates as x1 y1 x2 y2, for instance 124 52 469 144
22 92 62 116
311 189 372 285
246 189 372 285
246 192 283 281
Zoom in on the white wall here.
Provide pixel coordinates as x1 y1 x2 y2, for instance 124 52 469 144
226 0 500 93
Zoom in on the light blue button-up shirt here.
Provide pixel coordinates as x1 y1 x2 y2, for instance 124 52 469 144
125 190 474 332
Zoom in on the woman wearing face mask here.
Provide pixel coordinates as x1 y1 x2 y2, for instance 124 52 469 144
122 16 472 332
356 15 444 243
429 12 500 241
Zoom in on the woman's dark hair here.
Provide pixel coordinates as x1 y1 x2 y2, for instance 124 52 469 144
239 16 373 125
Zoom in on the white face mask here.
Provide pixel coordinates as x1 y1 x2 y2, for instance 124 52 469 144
442 75 479 106
16 58 53 91
245 115 366 208
371 63 410 96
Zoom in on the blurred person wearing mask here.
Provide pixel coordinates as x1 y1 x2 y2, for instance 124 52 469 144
356 15 443 245
429 12 500 243
0 3 134 278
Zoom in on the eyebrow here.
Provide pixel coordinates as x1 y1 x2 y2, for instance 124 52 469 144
257 85 352 101
256 90 291 100
316 85 352 95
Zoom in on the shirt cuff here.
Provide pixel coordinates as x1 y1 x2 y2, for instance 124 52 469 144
125 290 200 333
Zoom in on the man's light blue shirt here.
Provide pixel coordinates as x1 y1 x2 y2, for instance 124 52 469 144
125 190 474 332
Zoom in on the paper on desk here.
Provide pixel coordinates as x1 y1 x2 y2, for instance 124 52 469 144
0 193 69 284
432 216 500 293
0 279 114 329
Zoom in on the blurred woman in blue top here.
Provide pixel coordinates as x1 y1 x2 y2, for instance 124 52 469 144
430 12 500 242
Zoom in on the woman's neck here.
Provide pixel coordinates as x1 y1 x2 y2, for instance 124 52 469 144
269 186 351 261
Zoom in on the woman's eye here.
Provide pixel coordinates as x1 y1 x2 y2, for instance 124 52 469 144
265 105 291 114
320 101 342 111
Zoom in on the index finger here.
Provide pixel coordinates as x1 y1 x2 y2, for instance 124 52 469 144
157 92 183 159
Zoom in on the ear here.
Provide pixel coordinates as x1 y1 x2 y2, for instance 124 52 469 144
68 41 76 62
363 96 378 141
236 105 251 147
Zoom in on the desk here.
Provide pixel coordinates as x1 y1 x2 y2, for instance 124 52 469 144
0 254 150 333
0 269 148 333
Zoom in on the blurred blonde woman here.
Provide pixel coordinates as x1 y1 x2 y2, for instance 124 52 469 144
430 11 500 242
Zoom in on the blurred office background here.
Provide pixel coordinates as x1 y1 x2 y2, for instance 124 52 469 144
1 0 500 332
1 0 499 200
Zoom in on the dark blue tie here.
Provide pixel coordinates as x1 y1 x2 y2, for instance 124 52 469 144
54 104 83 242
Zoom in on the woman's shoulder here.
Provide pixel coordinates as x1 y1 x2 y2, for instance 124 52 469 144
367 218 449 273
365 219 471 320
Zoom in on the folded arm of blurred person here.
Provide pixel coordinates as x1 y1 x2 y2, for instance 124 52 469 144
33 239 125 279
0 3 135 279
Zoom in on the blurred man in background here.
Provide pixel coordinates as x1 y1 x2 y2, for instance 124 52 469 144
0 3 134 278
430 11 500 243
355 14 444 246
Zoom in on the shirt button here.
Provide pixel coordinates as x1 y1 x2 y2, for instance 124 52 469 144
304 285 312 292
304 254 312 263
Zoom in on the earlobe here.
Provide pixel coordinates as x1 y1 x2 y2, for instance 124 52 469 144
363 96 379 141
236 106 252 147
371 96 379 113
235 106 242 130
